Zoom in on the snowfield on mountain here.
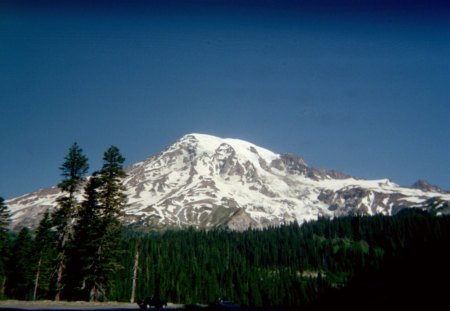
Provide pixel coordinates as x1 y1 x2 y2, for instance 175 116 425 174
7 133 450 231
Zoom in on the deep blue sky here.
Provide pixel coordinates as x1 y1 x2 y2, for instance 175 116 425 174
1 0 449 198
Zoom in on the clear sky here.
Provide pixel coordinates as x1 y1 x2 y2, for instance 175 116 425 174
1 0 449 199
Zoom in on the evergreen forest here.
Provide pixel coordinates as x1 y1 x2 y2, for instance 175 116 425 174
1 143 450 309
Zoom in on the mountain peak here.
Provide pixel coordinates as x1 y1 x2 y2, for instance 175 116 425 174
181 133 275 152
411 179 448 194
176 133 280 169
6 133 450 231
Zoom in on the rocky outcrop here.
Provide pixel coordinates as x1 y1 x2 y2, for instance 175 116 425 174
411 179 448 194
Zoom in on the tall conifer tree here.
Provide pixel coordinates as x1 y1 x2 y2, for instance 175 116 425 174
66 173 103 300
70 146 127 301
52 142 89 301
0 197 11 298
91 146 127 301
33 211 57 300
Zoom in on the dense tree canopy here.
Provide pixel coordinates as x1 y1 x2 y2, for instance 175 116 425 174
5 228 35 300
108 213 450 308
2 210 450 307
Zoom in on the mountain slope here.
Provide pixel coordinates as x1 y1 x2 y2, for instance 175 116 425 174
6 133 450 231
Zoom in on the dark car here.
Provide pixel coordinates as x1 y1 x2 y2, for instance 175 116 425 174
216 299 240 309
137 296 167 309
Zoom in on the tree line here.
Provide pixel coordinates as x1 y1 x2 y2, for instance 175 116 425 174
107 212 450 308
1 143 450 308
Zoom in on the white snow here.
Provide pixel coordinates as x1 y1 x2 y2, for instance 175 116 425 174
6 133 450 230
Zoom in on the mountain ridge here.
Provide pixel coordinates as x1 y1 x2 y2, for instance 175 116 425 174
411 179 448 194
6 133 450 231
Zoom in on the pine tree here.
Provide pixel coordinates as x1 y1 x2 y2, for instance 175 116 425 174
5 227 35 300
52 142 89 300
66 173 103 300
0 197 11 298
69 146 127 302
98 146 127 223
33 211 57 300
88 146 127 301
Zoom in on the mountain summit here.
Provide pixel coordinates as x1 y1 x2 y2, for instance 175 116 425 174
7 133 450 231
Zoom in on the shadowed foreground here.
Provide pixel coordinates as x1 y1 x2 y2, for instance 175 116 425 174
0 300 138 310
0 300 284 311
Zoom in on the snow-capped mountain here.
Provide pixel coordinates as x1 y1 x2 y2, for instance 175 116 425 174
6 133 450 231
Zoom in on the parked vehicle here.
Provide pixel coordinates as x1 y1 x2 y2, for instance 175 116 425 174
137 296 167 310
215 299 240 309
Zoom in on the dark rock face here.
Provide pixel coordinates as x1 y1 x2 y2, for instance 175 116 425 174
279 153 309 175
411 179 448 194
277 153 349 180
